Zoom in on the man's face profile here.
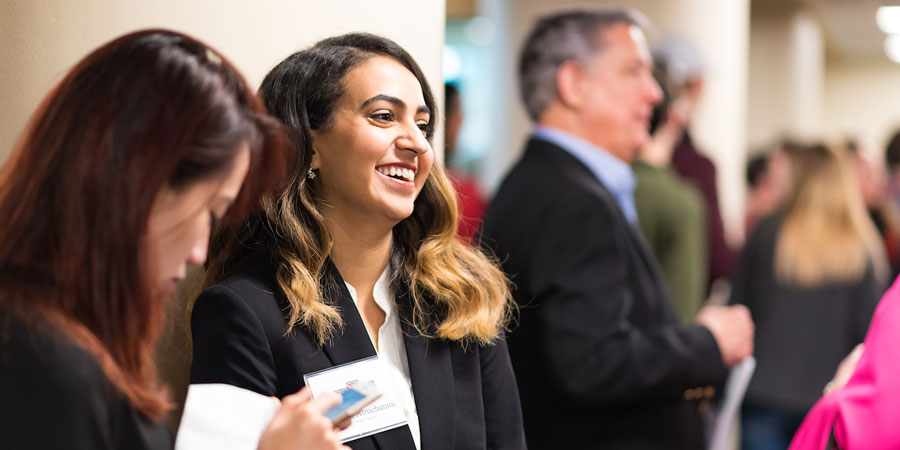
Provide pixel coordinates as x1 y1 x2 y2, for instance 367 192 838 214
575 24 662 162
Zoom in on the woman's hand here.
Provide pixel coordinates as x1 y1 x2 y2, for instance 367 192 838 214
824 344 864 396
257 387 349 450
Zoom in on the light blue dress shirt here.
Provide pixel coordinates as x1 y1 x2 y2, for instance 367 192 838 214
532 126 639 223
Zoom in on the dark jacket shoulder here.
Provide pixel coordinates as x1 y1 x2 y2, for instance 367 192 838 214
0 311 171 450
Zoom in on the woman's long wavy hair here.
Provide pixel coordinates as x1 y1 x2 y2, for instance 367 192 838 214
775 142 888 286
0 30 289 420
201 33 512 346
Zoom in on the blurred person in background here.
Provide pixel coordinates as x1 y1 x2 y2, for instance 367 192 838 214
444 83 488 243
730 142 886 450
633 63 708 324
483 9 753 449
848 139 900 279
654 35 736 293
744 143 790 234
744 153 770 234
788 138 900 447
884 129 900 209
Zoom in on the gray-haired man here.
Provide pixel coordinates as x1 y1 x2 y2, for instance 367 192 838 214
483 8 754 449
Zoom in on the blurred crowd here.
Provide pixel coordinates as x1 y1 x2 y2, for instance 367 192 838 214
450 20 900 450
5 5 900 450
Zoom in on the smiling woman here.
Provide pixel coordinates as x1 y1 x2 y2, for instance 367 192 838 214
189 33 526 450
310 55 435 228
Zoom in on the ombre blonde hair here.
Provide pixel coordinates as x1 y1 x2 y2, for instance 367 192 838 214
775 142 888 286
198 33 512 346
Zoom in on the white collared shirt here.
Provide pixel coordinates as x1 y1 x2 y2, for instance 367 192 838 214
344 266 421 450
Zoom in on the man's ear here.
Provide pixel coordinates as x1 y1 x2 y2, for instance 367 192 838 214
556 60 585 110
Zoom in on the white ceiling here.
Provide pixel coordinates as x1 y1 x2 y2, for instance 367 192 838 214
756 0 893 62
807 0 891 61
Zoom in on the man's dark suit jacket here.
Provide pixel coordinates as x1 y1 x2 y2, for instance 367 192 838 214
189 253 525 450
482 137 728 450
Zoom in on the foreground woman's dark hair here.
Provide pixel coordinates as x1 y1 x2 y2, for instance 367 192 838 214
0 29 289 419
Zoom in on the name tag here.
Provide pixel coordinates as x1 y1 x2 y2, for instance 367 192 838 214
304 355 409 442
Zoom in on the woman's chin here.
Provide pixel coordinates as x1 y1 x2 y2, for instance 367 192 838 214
387 207 416 224
374 199 416 224
155 278 179 298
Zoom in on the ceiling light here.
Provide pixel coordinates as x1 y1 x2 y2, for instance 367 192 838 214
877 6 900 34
884 35 900 63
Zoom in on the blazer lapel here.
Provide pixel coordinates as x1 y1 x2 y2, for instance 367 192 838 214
541 143 680 323
319 262 378 366
320 262 418 450
396 290 456 450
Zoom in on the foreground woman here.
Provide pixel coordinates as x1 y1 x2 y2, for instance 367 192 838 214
0 29 345 450
190 33 525 449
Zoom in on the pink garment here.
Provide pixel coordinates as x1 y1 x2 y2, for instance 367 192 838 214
789 276 900 449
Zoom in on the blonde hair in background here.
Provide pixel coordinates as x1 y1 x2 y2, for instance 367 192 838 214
775 142 888 286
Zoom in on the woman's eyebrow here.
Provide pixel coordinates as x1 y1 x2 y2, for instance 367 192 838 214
361 94 405 110
361 94 430 117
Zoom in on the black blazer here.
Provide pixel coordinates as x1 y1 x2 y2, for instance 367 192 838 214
731 213 881 413
482 138 727 450
189 254 525 450
0 310 172 450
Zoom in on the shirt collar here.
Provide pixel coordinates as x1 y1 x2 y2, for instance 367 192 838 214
344 264 394 319
532 126 636 195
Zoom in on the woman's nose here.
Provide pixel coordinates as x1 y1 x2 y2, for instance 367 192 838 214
399 122 431 155
187 228 210 266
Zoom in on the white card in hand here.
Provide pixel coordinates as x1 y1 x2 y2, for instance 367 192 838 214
304 355 409 443
175 383 279 450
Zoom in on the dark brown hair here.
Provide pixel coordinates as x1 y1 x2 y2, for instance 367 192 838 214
0 29 289 420
201 33 512 347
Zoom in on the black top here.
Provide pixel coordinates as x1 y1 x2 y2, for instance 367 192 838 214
0 310 172 450
730 213 883 413
189 254 526 450
482 138 728 450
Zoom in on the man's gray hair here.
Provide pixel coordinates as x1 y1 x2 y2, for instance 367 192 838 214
518 8 648 121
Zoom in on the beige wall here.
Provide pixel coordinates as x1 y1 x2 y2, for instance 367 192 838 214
824 57 900 154
482 0 750 239
747 7 900 173
748 4 900 166
0 0 446 161
748 7 825 150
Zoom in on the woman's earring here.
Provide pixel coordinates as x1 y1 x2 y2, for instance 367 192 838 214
307 168 316 180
